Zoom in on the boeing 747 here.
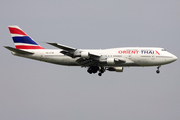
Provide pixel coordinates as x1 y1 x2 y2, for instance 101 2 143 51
4 26 177 76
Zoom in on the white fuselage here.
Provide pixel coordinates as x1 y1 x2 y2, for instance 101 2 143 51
12 47 177 67
6 25 177 75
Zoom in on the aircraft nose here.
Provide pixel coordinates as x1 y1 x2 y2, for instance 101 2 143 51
173 55 178 61
165 53 177 64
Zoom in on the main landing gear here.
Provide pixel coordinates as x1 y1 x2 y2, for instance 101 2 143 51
87 66 105 76
156 66 160 74
98 67 105 76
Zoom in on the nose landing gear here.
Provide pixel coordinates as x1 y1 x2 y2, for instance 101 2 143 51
156 66 160 74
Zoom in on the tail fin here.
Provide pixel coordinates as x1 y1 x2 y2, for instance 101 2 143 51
8 26 44 49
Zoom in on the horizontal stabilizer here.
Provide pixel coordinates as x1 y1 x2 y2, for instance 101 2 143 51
4 46 34 54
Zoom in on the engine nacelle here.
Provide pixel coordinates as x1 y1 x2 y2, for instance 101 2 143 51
107 67 124 72
81 51 89 58
107 58 115 65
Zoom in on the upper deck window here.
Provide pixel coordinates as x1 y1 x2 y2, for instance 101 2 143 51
161 48 166 51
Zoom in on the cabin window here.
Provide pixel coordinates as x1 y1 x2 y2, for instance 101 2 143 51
161 49 166 51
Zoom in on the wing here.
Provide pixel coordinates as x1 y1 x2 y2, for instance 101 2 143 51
46 42 76 51
47 42 103 65
47 42 77 57
47 42 101 58
47 42 126 66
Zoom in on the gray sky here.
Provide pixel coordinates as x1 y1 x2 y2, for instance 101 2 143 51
1 1 180 120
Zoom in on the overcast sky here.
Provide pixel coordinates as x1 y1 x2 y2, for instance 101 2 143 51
1 1 180 120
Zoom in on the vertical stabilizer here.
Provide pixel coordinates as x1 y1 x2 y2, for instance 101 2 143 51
8 26 44 49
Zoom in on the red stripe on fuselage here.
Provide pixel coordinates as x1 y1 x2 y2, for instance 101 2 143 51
9 27 28 36
15 45 44 49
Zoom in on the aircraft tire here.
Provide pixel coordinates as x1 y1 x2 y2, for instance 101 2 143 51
156 70 160 74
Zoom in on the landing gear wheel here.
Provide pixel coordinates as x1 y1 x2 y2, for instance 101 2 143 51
87 66 105 76
156 70 160 74
87 69 92 74
156 66 161 74
98 73 102 76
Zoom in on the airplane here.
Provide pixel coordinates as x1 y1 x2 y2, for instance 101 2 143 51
4 26 177 76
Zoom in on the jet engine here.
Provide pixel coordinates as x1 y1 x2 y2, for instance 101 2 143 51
81 52 89 58
107 58 115 65
107 67 124 72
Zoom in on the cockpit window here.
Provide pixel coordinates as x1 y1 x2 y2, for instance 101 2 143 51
161 48 166 51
